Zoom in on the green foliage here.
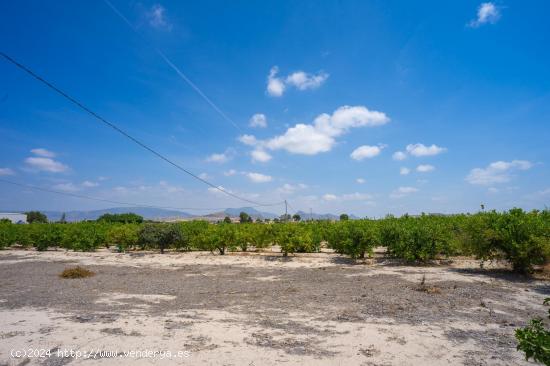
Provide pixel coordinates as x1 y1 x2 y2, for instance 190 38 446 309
61 223 105 251
25 211 48 224
97 213 143 224
107 224 139 252
380 215 452 262
292 214 301 222
328 220 379 259
239 212 252 223
138 223 182 253
465 208 549 273
223 216 232 224
274 223 313 256
0 221 15 249
516 298 550 364
339 214 349 221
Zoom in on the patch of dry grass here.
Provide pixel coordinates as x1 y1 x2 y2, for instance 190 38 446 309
59 266 95 279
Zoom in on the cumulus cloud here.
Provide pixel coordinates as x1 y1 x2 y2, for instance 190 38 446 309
267 67 286 97
323 192 373 202
390 186 418 199
239 105 389 156
356 178 366 184
245 172 272 183
406 143 447 157
350 144 385 161
249 113 267 128
223 169 237 176
0 168 15 176
198 172 210 180
469 2 500 27
285 71 329 91
206 152 230 163
466 160 533 185
24 157 68 173
266 66 328 97
416 164 435 173
30 148 56 158
400 167 411 175
277 183 307 194
392 151 407 161
251 149 272 163
146 4 172 30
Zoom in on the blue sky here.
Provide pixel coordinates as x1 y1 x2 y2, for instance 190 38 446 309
0 0 549 217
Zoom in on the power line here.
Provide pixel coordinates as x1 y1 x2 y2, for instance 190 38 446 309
0 178 280 212
0 51 281 207
102 0 242 132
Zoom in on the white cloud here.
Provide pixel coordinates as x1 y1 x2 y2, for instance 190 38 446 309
323 192 373 202
198 172 210 180
406 143 447 157
285 71 329 90
249 113 267 128
146 4 172 30
266 66 329 97
53 182 80 192
30 148 56 158
267 66 286 97
416 164 435 173
0 168 15 176
277 183 308 194
350 145 385 161
238 134 258 146
81 180 99 188
392 151 407 161
469 2 500 27
240 105 389 156
322 194 338 201
466 160 533 185
223 169 237 176
245 172 272 183
206 152 230 163
356 178 366 184
251 149 272 163
400 167 411 175
390 186 418 199
24 157 68 173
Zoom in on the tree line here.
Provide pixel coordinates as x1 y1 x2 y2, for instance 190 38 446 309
0 208 548 273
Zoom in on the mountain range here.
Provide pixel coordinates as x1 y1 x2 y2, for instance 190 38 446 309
2 206 358 222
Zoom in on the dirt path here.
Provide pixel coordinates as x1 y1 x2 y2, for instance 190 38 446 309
0 249 548 365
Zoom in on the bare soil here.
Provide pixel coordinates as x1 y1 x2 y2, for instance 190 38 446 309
0 248 548 365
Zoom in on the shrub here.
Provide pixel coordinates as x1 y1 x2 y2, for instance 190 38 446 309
466 209 549 273
138 223 182 253
328 220 379 259
97 213 143 224
515 298 550 364
0 222 15 249
61 223 104 251
25 211 48 224
380 215 452 262
107 224 139 252
60 266 95 278
275 223 313 256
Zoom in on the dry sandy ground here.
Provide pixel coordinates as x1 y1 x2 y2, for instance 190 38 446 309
0 248 548 366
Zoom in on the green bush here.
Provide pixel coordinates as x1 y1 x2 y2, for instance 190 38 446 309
465 209 549 273
61 223 104 251
275 223 313 256
516 298 550 364
328 220 379 259
138 223 182 253
380 215 452 262
0 222 16 249
107 224 139 252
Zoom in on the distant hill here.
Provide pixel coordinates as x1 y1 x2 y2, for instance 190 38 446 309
3 206 360 222
224 207 278 219
40 207 192 222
